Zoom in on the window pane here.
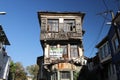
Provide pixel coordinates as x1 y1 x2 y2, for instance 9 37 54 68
61 45 68 58
114 38 119 50
49 46 57 57
107 42 111 54
70 45 78 58
61 45 67 54
64 19 75 32
99 48 103 59
47 19 59 32
60 71 71 79
102 46 105 58
49 45 67 58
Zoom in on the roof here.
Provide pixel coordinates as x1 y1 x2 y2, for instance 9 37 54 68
96 36 108 48
38 11 85 15
38 11 85 25
0 25 10 45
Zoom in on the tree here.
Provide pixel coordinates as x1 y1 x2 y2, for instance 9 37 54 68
8 61 27 80
26 64 39 80
8 61 16 80
14 62 27 80
73 71 79 80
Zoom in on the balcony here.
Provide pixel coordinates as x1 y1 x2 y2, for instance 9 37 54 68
40 23 82 40
44 57 82 66
41 32 82 40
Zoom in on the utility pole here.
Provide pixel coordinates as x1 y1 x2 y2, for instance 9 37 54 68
98 10 120 44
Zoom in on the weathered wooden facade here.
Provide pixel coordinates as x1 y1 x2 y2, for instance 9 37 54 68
37 11 85 80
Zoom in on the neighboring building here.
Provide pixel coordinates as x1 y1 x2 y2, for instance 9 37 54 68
87 53 100 72
86 53 102 80
108 12 120 80
37 56 44 80
96 36 117 80
0 25 11 80
37 11 85 80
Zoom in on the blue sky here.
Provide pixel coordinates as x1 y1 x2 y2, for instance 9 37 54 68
0 0 119 67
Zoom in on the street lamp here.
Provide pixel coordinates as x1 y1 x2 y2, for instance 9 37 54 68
0 12 6 15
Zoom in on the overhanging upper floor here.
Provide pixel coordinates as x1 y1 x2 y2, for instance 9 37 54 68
38 11 85 41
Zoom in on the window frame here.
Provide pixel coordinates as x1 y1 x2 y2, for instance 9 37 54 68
49 45 68 58
47 19 59 32
99 41 110 59
64 19 76 32
112 34 120 53
60 71 71 79
60 45 68 58
70 45 79 58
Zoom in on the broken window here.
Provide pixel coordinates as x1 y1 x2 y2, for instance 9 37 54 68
47 19 59 32
64 19 75 32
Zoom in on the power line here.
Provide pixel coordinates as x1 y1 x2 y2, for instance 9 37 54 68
88 13 108 57
115 0 120 10
88 0 111 57
102 0 109 11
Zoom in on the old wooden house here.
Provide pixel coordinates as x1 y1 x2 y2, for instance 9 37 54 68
37 11 85 80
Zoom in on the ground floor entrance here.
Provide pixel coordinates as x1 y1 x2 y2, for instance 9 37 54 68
51 71 74 80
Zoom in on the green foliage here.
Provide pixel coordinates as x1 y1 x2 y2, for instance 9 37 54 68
8 61 27 80
26 64 39 80
73 71 79 80
14 62 27 80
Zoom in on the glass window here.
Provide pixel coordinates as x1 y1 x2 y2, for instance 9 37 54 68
60 45 67 58
47 19 59 32
107 42 111 54
113 37 119 51
99 42 110 59
70 45 78 58
104 42 110 57
60 71 71 79
49 45 67 58
61 45 67 54
99 48 103 59
49 46 59 58
64 19 75 32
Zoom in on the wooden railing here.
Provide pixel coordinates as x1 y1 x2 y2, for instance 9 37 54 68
41 32 82 40
40 23 82 40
